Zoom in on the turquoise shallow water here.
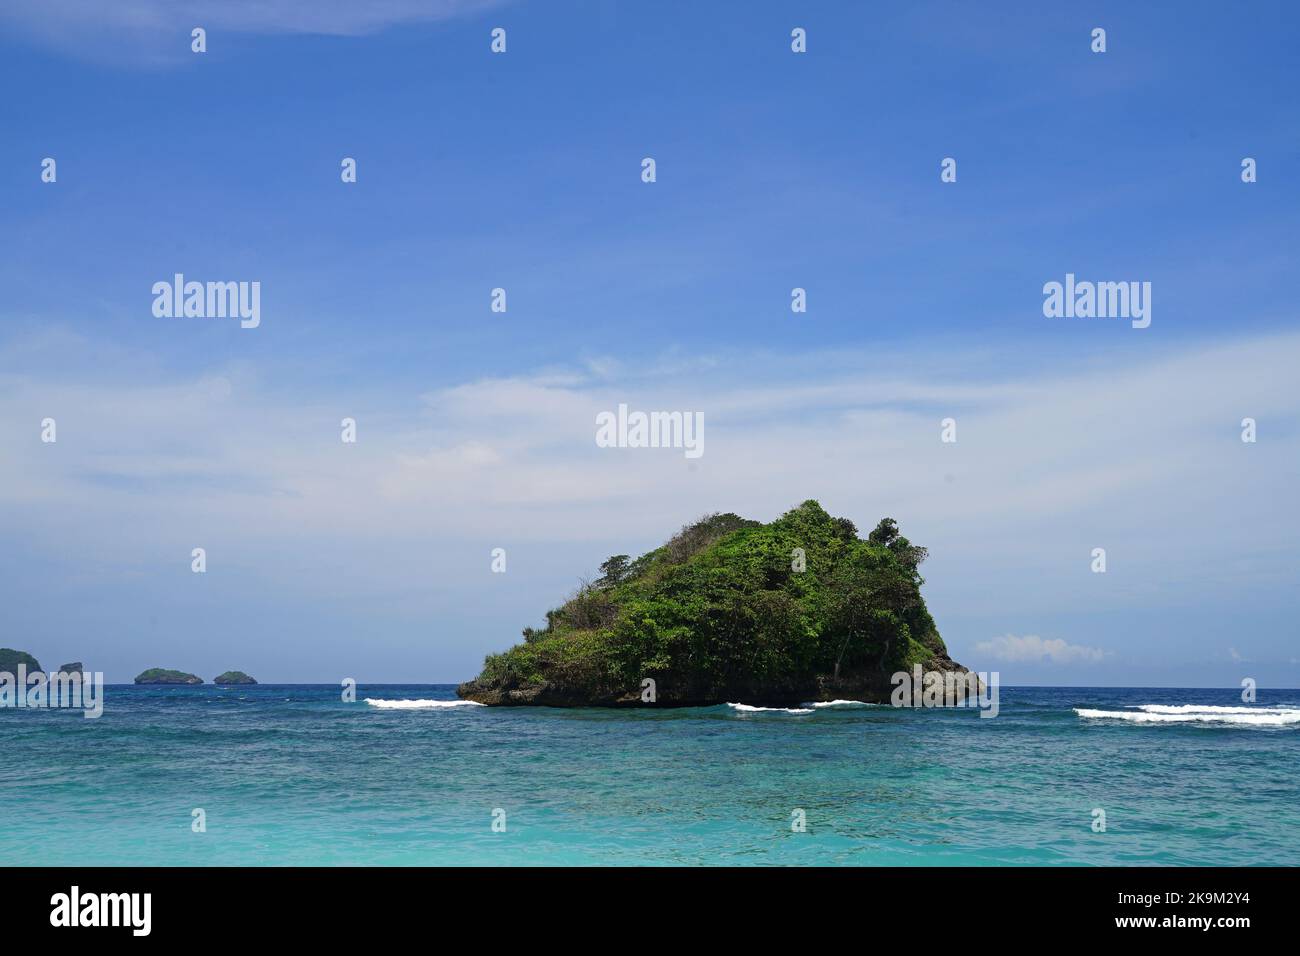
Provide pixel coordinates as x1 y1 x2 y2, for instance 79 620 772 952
2 685 1297 865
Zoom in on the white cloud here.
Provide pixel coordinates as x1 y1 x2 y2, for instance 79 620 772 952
3 326 1298 680
2 328 1298 616
975 634 1109 664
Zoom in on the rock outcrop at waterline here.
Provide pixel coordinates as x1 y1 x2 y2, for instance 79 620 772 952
0 652 88 682
458 501 976 707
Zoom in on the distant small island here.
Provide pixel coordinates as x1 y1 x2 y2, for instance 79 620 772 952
458 500 975 707
214 671 257 685
0 648 41 673
134 668 203 685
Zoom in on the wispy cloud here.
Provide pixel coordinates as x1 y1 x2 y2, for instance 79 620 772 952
1 0 509 65
5 326 1297 571
2 326 1298 679
975 634 1109 665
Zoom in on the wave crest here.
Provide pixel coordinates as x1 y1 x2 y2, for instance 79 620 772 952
727 703 813 715
1136 704 1296 714
1076 705 1300 726
365 698 485 710
804 699 878 709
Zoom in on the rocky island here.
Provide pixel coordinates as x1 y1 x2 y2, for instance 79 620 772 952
214 671 257 685
0 648 41 673
134 668 203 685
458 500 975 707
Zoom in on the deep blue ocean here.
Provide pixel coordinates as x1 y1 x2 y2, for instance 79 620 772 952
3 685 1297 865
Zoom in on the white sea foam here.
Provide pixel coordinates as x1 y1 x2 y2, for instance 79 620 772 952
1136 704 1296 714
365 698 485 710
804 699 877 709
1076 706 1300 726
727 703 814 715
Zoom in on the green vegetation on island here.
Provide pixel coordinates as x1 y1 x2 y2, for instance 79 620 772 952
0 648 41 673
214 671 257 685
134 668 203 685
458 500 972 707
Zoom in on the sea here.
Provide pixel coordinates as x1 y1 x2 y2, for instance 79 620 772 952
3 685 1297 866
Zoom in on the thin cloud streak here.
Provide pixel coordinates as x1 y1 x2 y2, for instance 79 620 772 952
0 0 510 65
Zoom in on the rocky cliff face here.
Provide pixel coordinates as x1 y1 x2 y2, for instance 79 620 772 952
458 501 974 708
459 656 976 708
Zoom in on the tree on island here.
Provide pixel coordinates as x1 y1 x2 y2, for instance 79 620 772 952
868 517 929 571
596 555 631 588
824 543 921 680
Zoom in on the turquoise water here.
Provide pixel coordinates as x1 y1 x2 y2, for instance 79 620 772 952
3 685 1297 865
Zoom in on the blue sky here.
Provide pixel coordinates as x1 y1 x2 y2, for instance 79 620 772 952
1 0 1297 685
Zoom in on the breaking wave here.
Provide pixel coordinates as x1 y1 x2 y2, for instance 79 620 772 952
726 703 814 715
1075 704 1300 726
804 699 879 709
1136 704 1294 714
365 698 485 710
